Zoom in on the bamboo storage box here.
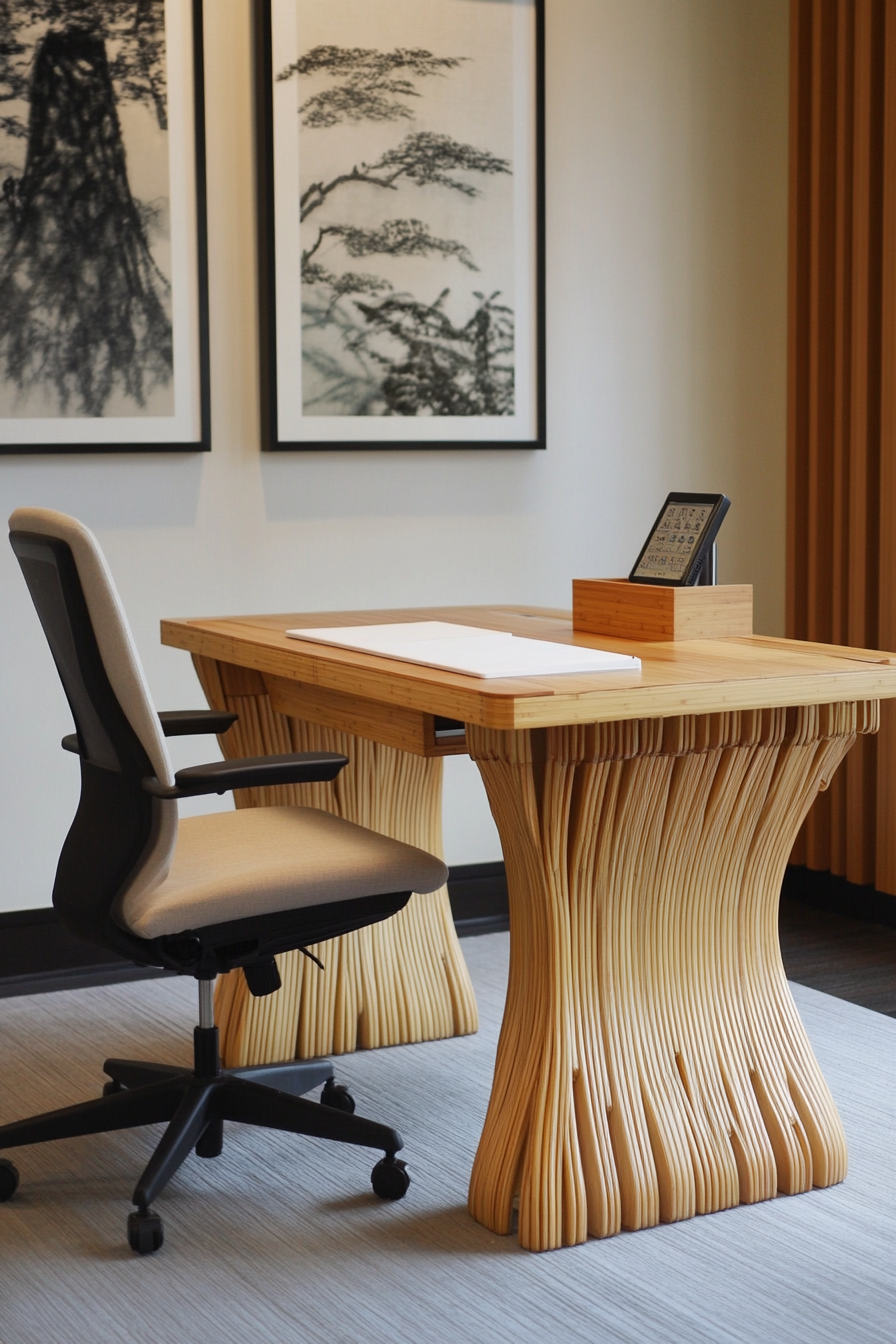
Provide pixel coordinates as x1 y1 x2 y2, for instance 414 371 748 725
572 578 753 641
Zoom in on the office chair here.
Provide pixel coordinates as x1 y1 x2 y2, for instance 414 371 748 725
0 508 449 1254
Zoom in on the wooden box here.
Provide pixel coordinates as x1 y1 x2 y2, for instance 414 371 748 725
572 578 753 642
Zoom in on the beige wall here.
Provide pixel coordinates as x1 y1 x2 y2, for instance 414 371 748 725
0 0 789 913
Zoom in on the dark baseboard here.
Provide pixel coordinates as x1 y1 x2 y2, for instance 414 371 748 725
780 864 896 930
0 964 172 999
4 861 888 999
0 862 512 998
0 907 173 999
447 861 509 937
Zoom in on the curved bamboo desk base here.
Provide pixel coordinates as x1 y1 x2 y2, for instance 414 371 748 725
192 657 478 1068
465 701 874 1252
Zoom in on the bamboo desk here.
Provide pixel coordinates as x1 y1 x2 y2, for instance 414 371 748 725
162 604 896 1251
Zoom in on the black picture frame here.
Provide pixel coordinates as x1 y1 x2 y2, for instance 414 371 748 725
255 0 545 452
0 0 210 455
628 492 731 587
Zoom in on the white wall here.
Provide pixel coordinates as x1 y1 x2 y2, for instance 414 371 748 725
0 0 789 914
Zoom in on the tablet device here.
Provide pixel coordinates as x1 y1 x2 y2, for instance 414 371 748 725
628 492 730 586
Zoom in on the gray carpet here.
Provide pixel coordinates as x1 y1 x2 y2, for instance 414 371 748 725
0 933 893 1344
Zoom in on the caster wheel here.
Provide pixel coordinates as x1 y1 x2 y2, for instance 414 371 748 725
0 1159 20 1202
103 1079 124 1097
127 1210 164 1255
371 1156 410 1201
321 1082 355 1114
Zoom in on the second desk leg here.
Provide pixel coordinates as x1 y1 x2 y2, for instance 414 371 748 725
466 708 862 1251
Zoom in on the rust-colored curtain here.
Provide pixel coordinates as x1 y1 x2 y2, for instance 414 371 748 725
787 0 896 892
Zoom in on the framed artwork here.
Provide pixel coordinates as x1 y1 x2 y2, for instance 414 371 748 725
0 0 210 454
256 0 545 451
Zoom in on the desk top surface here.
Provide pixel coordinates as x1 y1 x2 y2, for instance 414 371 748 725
161 605 896 730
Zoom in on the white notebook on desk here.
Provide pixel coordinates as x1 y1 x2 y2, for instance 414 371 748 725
285 621 641 680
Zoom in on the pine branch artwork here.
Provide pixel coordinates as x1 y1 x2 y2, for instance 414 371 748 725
280 45 464 128
282 41 514 418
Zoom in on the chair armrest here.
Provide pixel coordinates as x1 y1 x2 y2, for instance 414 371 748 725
61 710 238 758
142 751 349 799
158 710 238 737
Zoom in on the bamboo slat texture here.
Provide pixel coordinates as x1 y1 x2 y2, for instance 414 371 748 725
162 605 896 1250
192 655 477 1069
787 0 896 892
466 703 873 1250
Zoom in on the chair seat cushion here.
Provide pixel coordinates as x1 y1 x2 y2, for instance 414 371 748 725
115 806 449 940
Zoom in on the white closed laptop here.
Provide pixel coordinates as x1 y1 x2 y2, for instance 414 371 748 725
286 621 641 680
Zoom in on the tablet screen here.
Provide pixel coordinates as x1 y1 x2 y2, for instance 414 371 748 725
629 493 730 586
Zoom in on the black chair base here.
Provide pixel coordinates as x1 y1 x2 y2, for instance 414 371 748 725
0 1040 408 1254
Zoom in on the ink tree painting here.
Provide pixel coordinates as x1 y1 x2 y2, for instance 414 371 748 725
279 42 516 418
0 1 173 419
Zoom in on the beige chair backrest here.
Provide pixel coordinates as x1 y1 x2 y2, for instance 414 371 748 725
8 507 178 906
